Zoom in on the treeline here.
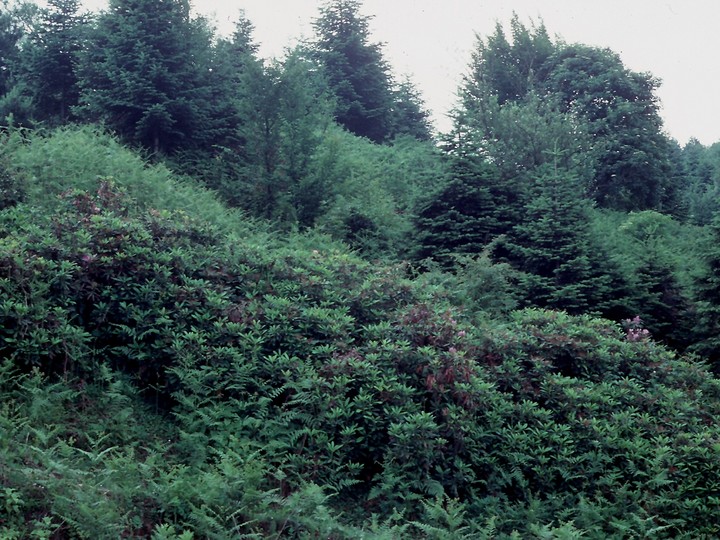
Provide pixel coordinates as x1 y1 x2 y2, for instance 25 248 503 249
3 0 720 363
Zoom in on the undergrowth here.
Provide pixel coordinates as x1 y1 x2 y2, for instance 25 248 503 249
2 127 720 538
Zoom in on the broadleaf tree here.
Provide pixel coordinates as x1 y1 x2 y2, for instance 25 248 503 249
458 16 674 212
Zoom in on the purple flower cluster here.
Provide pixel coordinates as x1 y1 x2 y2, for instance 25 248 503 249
623 316 651 342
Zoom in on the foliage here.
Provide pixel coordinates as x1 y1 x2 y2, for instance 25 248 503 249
2 126 720 538
389 76 434 141
413 155 520 265
458 15 674 212
0 154 25 209
311 0 395 143
590 210 703 350
691 215 720 368
314 127 444 259
541 44 674 212
75 0 215 154
16 0 90 124
2 4 720 537
494 164 626 317
675 138 720 225
0 125 255 235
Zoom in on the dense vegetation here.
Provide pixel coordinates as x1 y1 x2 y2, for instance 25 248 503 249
3 0 720 537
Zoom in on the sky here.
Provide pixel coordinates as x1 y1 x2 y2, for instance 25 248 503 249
81 0 720 145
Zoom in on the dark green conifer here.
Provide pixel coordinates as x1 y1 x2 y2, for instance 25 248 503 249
76 0 214 154
497 163 618 315
413 155 516 266
312 0 394 142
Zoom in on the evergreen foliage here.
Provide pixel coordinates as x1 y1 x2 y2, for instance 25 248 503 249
691 215 720 367
413 155 517 265
17 0 89 123
1 3 720 536
495 164 622 316
389 76 434 141
311 0 395 142
0 0 39 126
676 139 720 225
75 0 214 154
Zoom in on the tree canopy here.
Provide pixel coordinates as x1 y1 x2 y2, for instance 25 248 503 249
457 15 674 212
76 0 213 154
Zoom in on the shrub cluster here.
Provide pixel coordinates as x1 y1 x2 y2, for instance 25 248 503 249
2 130 720 537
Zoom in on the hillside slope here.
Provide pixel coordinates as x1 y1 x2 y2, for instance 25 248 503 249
2 127 720 538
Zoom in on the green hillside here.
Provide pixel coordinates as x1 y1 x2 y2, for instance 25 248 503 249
3 0 720 536
2 126 720 539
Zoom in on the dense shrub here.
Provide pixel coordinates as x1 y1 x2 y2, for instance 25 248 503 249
3 129 720 538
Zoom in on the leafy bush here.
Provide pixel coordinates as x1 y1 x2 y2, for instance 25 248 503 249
3 128 720 538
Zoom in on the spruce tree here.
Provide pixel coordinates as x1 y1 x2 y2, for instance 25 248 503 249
205 12 261 153
690 216 720 366
0 0 37 124
20 0 89 123
496 162 617 315
413 155 517 265
389 77 433 141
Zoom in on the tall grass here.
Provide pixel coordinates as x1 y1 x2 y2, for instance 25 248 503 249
1 125 261 237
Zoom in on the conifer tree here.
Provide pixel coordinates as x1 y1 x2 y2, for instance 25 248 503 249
312 0 394 142
205 12 260 153
612 211 694 348
496 162 618 315
0 0 37 124
20 0 89 123
76 0 214 154
413 155 517 265
690 216 720 365
0 0 25 96
389 77 433 141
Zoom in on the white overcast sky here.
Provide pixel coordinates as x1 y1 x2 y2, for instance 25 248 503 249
81 0 720 145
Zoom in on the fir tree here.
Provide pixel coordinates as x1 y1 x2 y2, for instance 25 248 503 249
389 77 433 141
496 162 617 315
20 0 89 123
690 216 720 366
312 0 394 142
76 0 214 154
